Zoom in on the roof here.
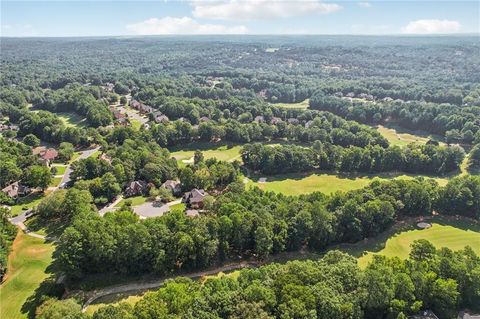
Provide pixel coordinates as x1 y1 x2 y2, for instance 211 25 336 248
184 188 208 203
162 180 180 188
40 148 58 160
2 182 29 198
32 146 47 155
186 209 199 217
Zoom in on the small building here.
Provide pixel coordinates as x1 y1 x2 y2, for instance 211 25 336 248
305 120 314 128
182 188 208 209
254 115 265 123
161 180 182 196
99 153 112 164
458 311 480 319
270 117 282 125
153 112 169 124
199 116 210 122
124 180 148 197
186 209 199 217
38 148 58 166
287 118 300 125
411 310 439 319
2 182 30 199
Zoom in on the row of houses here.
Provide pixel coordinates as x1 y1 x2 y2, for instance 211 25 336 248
253 115 312 127
130 100 170 124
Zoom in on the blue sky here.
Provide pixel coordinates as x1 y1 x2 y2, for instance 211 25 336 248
1 1 479 37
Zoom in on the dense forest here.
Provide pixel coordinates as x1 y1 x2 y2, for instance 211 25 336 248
1 36 480 319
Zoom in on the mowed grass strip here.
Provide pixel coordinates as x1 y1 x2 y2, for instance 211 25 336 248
57 112 87 128
357 223 480 268
248 172 448 196
170 143 243 164
270 99 310 109
0 232 55 319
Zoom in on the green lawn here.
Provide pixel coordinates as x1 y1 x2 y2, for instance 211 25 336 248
169 143 243 166
270 99 310 109
356 221 480 268
170 203 186 212
115 196 148 207
51 165 67 175
130 119 142 131
49 177 62 187
69 152 81 163
57 112 86 128
0 232 55 319
376 125 445 147
9 193 45 217
247 172 449 196
85 293 143 316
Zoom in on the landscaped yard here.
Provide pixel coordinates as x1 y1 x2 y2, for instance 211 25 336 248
51 165 67 175
49 177 63 187
247 172 449 196
115 196 148 207
270 99 310 109
0 232 55 319
85 293 143 316
9 193 45 217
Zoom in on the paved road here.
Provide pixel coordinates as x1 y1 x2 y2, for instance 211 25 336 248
98 195 123 216
9 146 100 228
133 199 181 218
60 147 100 187
82 261 257 311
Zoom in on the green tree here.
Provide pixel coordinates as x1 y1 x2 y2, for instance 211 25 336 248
24 165 52 190
23 133 40 147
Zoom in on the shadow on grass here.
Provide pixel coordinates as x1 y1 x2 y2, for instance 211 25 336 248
25 216 69 238
21 241 63 319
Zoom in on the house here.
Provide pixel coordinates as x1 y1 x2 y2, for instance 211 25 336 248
32 146 47 155
270 117 282 125
254 115 265 123
287 118 300 125
2 182 30 199
161 180 182 196
458 312 480 319
153 112 169 123
0 124 19 131
115 117 130 127
124 180 148 197
105 82 115 92
130 100 142 109
38 148 58 166
182 188 208 208
305 120 314 128
199 116 210 122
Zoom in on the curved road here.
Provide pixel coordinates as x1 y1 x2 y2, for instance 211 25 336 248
82 261 257 312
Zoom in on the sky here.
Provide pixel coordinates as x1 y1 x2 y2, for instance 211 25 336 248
1 0 479 37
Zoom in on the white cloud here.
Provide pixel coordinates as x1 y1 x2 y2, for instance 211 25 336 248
126 16 248 35
191 0 342 20
358 2 371 8
401 19 462 34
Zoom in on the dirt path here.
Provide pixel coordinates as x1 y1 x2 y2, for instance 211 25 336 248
81 261 257 311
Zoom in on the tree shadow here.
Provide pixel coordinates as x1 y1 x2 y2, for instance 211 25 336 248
21 243 64 319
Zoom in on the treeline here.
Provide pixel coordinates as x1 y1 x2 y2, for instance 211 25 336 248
0 207 17 281
56 176 479 279
50 245 478 319
241 142 465 175
310 92 480 144
33 84 114 127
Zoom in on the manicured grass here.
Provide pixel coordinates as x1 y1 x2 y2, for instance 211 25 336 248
270 99 310 109
0 231 55 319
170 143 243 165
49 177 62 187
85 294 143 316
356 222 480 268
69 152 81 163
247 172 449 196
170 203 186 212
376 125 445 147
201 270 240 284
57 112 86 128
130 118 142 130
115 196 148 207
9 193 45 217
51 165 67 175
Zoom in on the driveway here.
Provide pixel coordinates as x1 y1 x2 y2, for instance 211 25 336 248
60 146 100 187
133 199 181 218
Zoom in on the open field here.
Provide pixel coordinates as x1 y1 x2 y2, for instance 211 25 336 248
57 112 87 128
270 99 310 109
0 232 55 319
331 217 480 268
247 172 449 196
376 124 445 147
169 142 243 166
85 293 143 316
